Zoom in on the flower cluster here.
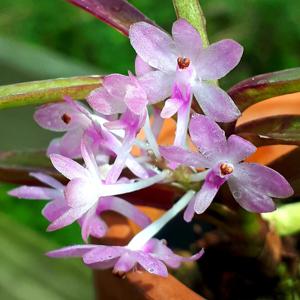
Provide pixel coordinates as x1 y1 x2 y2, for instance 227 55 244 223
9 19 293 277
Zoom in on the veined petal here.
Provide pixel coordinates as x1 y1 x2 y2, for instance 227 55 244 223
50 154 89 180
226 135 256 163
8 186 59 200
189 114 226 161
160 98 182 118
196 39 243 80
172 19 203 62
87 87 126 115
65 178 99 208
98 196 151 229
47 245 98 258
114 253 136 273
83 246 125 264
193 83 240 122
135 55 154 76
129 22 177 72
159 146 210 168
194 169 226 214
124 84 148 115
138 70 173 103
29 172 64 190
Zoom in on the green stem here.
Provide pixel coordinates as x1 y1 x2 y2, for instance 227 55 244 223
172 0 209 48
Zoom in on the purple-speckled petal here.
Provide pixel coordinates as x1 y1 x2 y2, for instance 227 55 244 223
159 146 210 168
83 246 125 264
194 168 226 214
189 114 226 161
124 83 148 115
113 252 136 273
8 186 60 200
50 154 89 180
135 55 154 76
172 19 202 62
226 135 256 163
196 39 243 80
47 245 98 258
193 82 240 122
129 22 177 72
104 74 131 99
98 196 151 229
138 70 173 104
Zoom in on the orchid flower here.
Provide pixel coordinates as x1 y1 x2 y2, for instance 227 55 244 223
47 191 204 277
88 73 160 182
160 114 294 221
47 140 168 236
129 19 243 146
34 96 106 158
8 172 152 241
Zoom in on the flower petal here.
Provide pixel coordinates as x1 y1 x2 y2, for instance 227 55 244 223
194 169 226 214
104 74 131 99
34 103 78 132
159 146 210 168
8 186 59 200
50 154 89 180
172 19 203 61
129 22 177 72
196 39 243 80
87 87 126 115
124 84 148 115
47 206 88 231
138 70 173 103
226 135 256 163
42 199 69 222
135 55 154 76
193 82 240 122
47 245 97 258
160 98 182 118
65 178 99 208
183 196 196 222
135 252 168 277
83 246 125 264
114 253 136 273
98 196 151 229
29 172 64 189
189 114 226 161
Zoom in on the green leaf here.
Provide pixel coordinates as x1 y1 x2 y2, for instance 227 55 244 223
66 0 157 36
0 150 58 184
0 75 102 109
172 0 209 48
235 115 300 146
268 148 300 197
262 202 300 236
229 67 300 112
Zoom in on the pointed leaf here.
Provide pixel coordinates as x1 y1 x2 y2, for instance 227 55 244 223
268 147 300 197
0 76 102 109
66 0 156 36
229 68 300 112
235 115 300 146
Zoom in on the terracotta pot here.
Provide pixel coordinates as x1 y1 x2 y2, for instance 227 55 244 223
93 92 300 299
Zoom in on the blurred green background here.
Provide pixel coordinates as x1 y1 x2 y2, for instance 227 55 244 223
0 0 299 298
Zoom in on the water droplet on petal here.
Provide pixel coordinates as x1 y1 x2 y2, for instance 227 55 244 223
233 190 242 199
